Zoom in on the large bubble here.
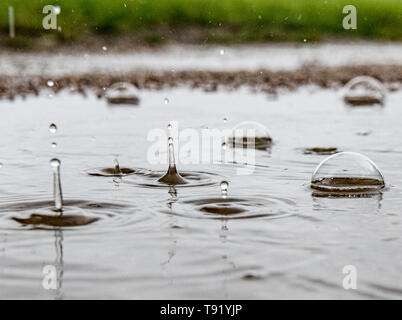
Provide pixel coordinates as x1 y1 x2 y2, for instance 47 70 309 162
311 152 385 195
227 121 272 150
342 76 386 106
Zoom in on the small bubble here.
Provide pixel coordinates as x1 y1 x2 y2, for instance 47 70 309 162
49 123 57 133
164 98 169 105
51 142 57 148
50 158 60 168
47 80 54 87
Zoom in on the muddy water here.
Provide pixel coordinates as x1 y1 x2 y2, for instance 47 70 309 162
1 86 402 299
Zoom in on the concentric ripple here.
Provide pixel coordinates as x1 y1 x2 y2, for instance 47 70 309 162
125 170 222 188
158 195 296 220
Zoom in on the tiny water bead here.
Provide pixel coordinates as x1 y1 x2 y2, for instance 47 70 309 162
343 76 386 106
311 152 385 196
47 80 55 87
219 49 225 56
49 123 57 133
228 121 272 150
164 98 170 105
50 158 63 211
102 45 108 51
220 181 229 197
51 142 57 148
105 82 139 105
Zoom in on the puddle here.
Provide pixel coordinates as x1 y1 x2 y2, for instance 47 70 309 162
0 86 402 299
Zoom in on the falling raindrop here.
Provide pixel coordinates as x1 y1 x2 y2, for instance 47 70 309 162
47 80 55 87
164 98 169 105
221 142 227 150
220 49 225 56
220 181 229 198
167 123 172 130
51 142 57 148
223 118 227 123
49 123 57 133
102 46 107 51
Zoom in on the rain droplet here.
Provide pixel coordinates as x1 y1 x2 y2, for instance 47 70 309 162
50 158 60 168
102 46 107 51
221 142 227 150
54 6 61 15
303 38 307 43
0 162 3 169
49 123 57 133
220 181 229 197
164 98 169 105
220 49 225 56
51 142 57 148
167 123 172 130
168 137 173 145
47 80 55 87
223 118 227 123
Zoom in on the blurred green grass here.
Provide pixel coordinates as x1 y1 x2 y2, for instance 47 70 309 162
0 0 401 46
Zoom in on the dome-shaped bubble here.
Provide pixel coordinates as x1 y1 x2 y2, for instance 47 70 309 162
105 82 140 105
342 76 386 106
228 121 272 150
311 152 385 194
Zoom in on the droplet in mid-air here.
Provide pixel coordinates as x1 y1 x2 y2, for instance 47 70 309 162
311 152 385 196
220 49 225 56
158 137 188 185
220 181 229 198
228 121 273 150
49 123 57 133
223 118 227 123
114 158 122 175
51 142 57 148
102 46 107 51
0 162 3 169
342 76 386 106
164 98 169 105
105 82 139 105
47 80 55 87
50 158 63 211
53 6 61 15
221 142 227 150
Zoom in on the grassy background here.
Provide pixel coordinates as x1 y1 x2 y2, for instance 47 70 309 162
0 0 401 47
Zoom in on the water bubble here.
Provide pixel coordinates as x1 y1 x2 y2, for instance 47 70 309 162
105 82 139 105
228 121 272 150
164 98 169 105
342 76 386 106
50 158 61 168
51 142 57 148
311 152 385 196
47 80 55 87
49 123 57 133
219 49 225 56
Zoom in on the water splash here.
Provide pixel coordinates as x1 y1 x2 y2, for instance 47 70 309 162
114 158 122 175
50 158 63 212
158 137 187 185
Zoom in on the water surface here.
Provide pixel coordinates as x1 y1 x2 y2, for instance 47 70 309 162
1 87 402 299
